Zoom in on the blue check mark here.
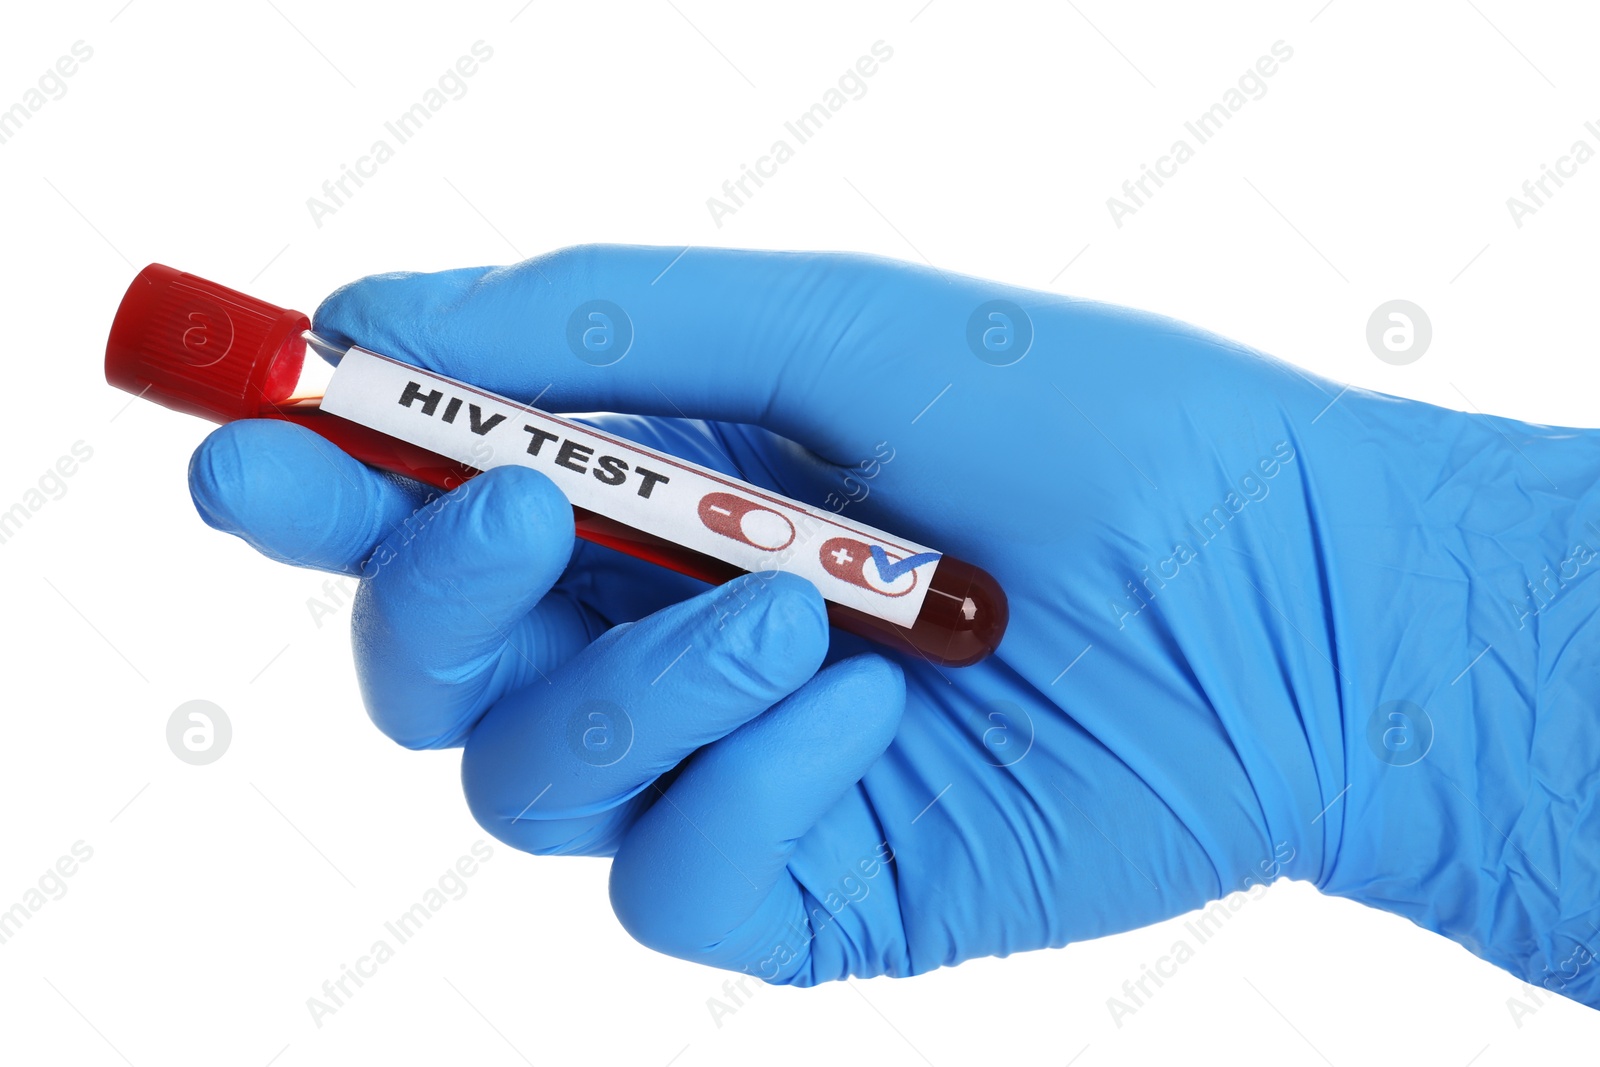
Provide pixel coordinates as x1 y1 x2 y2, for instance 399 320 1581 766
869 546 941 584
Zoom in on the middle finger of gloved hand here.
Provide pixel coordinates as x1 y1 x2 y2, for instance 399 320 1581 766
459 570 829 857
351 464 595 749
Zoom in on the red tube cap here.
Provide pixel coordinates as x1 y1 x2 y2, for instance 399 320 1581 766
106 264 309 422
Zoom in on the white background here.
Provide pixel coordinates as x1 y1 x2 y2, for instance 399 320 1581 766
2 1 1597 1064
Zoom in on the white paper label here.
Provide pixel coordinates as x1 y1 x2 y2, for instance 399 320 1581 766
319 345 941 627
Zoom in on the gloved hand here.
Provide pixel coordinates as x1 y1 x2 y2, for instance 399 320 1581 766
188 246 1600 1001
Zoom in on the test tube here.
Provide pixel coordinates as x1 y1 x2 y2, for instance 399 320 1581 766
105 264 1008 667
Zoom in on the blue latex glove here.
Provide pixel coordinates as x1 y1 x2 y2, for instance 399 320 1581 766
189 246 1600 1001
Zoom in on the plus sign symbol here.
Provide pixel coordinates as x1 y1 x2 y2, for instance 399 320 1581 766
819 536 919 597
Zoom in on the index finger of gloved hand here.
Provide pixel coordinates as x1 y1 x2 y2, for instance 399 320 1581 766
458 570 829 858
309 246 965 466
351 464 589 750
188 418 430 576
